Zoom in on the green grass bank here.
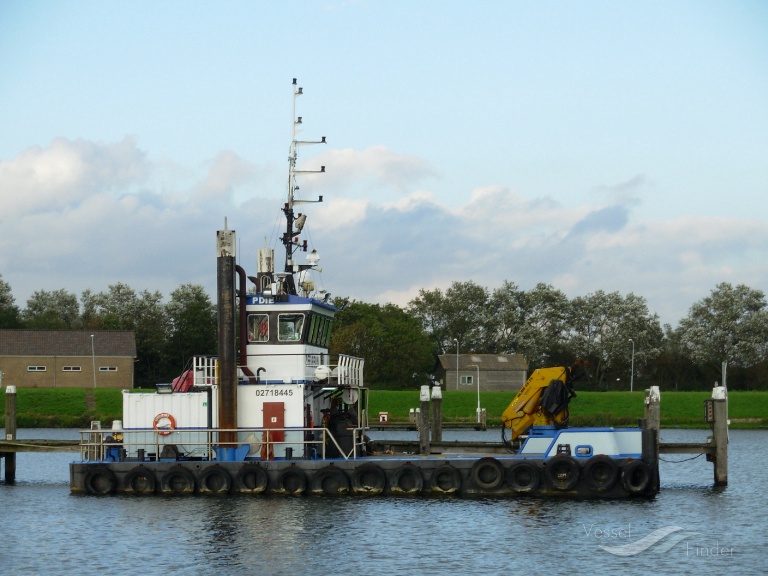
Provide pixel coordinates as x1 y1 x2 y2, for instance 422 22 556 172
2 388 766 429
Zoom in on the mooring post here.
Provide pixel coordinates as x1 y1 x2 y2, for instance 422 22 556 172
431 384 442 443
419 385 430 455
4 384 17 483
642 386 660 492
710 385 728 486
644 386 661 432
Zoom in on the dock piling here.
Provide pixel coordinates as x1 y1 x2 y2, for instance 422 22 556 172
708 385 728 486
419 386 430 455
431 384 442 443
3 384 17 483
642 386 661 492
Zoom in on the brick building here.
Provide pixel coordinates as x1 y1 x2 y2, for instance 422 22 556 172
0 330 136 388
436 353 528 392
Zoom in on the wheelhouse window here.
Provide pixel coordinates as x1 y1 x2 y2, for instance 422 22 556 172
307 313 333 348
278 313 305 342
248 313 270 342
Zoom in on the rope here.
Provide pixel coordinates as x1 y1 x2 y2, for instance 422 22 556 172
660 453 704 463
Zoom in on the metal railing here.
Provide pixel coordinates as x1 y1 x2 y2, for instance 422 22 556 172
77 425 369 463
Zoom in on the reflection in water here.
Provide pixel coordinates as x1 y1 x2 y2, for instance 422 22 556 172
1 429 765 575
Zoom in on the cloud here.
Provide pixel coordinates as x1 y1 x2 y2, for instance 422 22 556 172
309 146 437 196
0 137 258 302
193 150 259 203
1 138 766 327
0 136 149 217
568 205 630 237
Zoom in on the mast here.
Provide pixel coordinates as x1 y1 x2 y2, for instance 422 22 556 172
281 78 326 295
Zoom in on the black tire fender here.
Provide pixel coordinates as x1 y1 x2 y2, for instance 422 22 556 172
275 467 307 495
506 461 541 492
198 465 233 495
430 464 462 494
234 464 268 494
584 455 619 492
161 465 196 494
389 464 424 495
84 466 117 495
544 454 580 491
351 463 386 495
310 466 350 496
622 460 651 494
470 457 504 490
123 466 156 495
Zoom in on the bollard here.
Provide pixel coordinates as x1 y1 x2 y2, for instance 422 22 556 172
4 385 17 483
419 386 430 455
431 385 442 443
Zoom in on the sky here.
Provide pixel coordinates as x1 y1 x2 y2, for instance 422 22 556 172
1 0 767 327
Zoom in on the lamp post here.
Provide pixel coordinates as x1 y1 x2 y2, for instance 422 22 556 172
629 338 635 393
454 338 459 391
467 364 481 423
91 334 97 389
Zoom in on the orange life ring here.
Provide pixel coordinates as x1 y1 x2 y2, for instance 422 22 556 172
153 412 176 436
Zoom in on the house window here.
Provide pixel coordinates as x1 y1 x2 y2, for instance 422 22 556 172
460 375 473 385
63 366 81 372
99 366 118 372
27 366 47 372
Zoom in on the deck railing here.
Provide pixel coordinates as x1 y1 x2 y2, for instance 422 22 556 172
77 425 368 463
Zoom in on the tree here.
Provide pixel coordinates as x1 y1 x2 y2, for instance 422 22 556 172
165 284 217 371
653 324 705 391
487 281 571 366
407 280 489 355
566 291 662 389
132 290 169 387
90 283 140 330
22 289 80 328
331 301 435 388
0 275 21 328
676 283 768 385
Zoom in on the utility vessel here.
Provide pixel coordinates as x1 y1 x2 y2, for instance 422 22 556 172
70 80 659 498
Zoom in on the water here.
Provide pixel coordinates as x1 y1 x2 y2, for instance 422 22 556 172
1 428 765 575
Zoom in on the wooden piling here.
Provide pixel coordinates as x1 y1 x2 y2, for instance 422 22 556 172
3 385 17 483
430 385 442 443
419 386 430 455
644 386 661 432
642 386 660 492
710 386 728 486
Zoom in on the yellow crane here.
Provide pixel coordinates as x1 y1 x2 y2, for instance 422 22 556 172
501 361 584 451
